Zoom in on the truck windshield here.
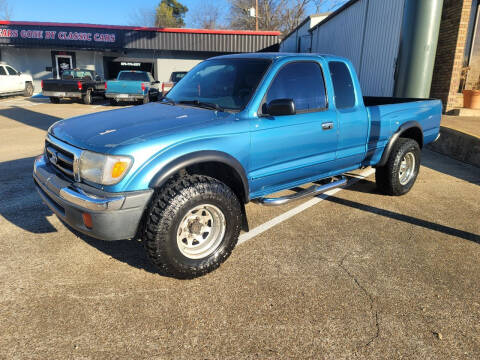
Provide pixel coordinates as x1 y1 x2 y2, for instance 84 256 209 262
166 58 271 111
118 72 150 81
62 70 93 80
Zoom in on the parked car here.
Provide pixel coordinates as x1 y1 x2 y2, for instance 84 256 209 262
0 62 34 97
161 71 188 96
105 71 160 105
41 69 105 104
33 53 442 279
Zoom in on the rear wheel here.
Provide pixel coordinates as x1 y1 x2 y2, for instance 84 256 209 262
109 98 117 106
376 138 421 196
143 174 242 278
82 90 93 105
23 82 34 97
49 97 60 104
143 95 150 105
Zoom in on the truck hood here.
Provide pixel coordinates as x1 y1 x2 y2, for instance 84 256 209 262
49 103 232 153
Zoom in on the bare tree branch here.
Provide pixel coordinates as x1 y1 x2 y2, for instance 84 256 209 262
128 7 156 27
0 0 13 21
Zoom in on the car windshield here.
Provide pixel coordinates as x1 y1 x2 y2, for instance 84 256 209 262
62 70 93 80
166 58 271 111
118 72 150 81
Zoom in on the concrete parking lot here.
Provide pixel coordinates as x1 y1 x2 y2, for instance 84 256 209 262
0 96 479 359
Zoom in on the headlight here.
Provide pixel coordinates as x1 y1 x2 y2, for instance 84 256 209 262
79 151 133 185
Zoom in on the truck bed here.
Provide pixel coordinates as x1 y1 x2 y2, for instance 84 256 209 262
363 96 434 107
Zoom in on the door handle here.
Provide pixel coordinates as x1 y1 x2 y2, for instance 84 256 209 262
322 122 334 130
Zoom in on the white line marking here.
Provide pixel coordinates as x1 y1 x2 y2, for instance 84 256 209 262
238 168 376 245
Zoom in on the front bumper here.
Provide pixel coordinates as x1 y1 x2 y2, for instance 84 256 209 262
43 91 82 98
33 155 153 240
105 93 145 101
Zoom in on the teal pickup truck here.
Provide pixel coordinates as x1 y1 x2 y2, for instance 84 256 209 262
105 71 160 105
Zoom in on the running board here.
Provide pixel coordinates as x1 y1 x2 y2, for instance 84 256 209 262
255 177 347 206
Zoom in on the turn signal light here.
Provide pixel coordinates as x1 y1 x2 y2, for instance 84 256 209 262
77 81 83 90
111 161 129 178
82 213 93 229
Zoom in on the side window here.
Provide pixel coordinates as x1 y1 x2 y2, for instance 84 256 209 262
0 66 6 75
266 61 327 112
328 61 356 109
5 66 17 75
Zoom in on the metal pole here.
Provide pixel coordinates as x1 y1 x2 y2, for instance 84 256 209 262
256 0 259 31
394 0 444 98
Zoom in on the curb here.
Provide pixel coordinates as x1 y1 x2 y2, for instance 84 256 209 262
427 126 480 168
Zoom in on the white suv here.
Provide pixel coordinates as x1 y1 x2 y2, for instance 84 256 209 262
0 62 34 97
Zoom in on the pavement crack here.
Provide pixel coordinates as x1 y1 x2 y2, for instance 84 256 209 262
339 253 380 349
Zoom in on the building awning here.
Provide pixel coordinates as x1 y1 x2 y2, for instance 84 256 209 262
111 57 154 63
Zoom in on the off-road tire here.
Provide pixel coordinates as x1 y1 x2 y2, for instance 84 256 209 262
49 97 60 104
143 174 242 278
375 138 421 196
82 90 93 105
23 82 34 97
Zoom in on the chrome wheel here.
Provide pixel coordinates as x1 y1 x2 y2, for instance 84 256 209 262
399 152 415 185
176 204 226 259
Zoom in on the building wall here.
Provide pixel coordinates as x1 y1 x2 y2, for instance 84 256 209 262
0 47 109 92
431 0 473 111
279 15 328 53
310 0 405 97
153 51 215 82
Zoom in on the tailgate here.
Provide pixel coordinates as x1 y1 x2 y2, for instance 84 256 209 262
42 80 79 92
106 80 144 94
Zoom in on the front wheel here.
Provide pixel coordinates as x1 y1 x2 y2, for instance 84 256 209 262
143 174 242 278
375 138 421 196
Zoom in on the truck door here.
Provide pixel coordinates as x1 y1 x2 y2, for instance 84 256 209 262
0 66 7 93
328 61 369 169
5 66 24 92
250 60 338 196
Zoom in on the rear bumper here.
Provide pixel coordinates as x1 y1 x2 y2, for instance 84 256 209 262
43 91 82 98
105 93 146 101
33 155 153 241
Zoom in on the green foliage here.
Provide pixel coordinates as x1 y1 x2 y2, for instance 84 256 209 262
155 0 188 28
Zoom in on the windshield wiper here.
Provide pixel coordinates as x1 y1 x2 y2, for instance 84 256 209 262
177 100 224 112
161 97 176 106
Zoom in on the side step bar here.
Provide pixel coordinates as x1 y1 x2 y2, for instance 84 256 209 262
255 176 347 206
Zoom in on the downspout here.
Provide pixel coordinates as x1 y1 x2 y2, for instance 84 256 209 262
394 0 444 98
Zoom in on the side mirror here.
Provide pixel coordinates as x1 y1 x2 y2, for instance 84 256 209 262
264 99 296 116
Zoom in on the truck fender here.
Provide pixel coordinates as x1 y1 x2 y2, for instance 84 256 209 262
376 121 423 167
149 150 250 203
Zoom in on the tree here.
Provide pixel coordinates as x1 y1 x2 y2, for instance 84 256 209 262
312 0 346 12
190 1 223 29
155 0 188 28
129 8 156 27
228 0 312 34
0 0 12 20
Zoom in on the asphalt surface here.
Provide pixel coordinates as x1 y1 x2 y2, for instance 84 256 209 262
0 96 479 359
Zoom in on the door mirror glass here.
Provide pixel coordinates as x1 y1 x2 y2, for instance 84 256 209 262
264 98 296 116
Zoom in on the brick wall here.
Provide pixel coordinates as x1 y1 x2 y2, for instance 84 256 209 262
430 0 473 112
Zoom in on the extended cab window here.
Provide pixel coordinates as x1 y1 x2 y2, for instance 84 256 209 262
266 61 327 112
329 61 356 109
5 66 17 75
0 67 6 75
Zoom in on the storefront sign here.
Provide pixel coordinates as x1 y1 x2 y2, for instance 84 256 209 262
0 28 116 43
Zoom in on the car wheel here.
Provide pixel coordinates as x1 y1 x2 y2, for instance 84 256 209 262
376 138 421 196
109 98 117 106
82 90 93 105
23 82 34 97
143 95 150 105
49 97 60 104
143 174 242 278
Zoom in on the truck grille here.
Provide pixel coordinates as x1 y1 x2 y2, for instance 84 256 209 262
45 140 75 180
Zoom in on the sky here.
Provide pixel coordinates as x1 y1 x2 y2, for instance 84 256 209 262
6 0 343 28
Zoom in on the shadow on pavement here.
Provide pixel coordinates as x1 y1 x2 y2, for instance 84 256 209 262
325 195 480 244
0 106 62 131
0 156 57 234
